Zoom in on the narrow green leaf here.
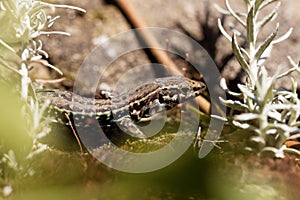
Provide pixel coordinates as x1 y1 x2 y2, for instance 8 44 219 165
0 39 16 53
219 77 228 90
257 44 272 66
260 0 280 10
232 121 258 131
220 78 242 97
243 0 251 7
232 34 250 73
255 24 278 61
291 77 297 94
241 48 250 60
250 136 265 145
234 113 259 121
256 67 276 104
267 110 282 121
217 18 232 42
225 0 246 27
260 147 284 158
277 57 297 79
238 84 256 100
254 0 266 12
257 2 280 31
269 104 300 112
219 98 248 111
40 2 86 13
264 123 298 133
272 28 293 44
283 148 300 156
247 6 255 44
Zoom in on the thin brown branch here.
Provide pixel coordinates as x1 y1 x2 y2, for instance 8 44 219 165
114 0 211 114
64 113 83 152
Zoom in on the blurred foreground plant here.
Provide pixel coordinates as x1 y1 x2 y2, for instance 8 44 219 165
217 0 300 157
0 0 85 197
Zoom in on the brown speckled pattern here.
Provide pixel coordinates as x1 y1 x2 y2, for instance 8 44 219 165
37 76 206 124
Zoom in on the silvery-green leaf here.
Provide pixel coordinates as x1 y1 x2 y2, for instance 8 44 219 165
232 120 250 129
234 113 259 121
240 48 250 60
238 84 256 100
274 90 294 99
271 28 293 45
3 150 19 171
265 128 277 135
245 147 254 152
232 34 250 73
260 147 284 158
250 136 265 145
264 123 298 133
226 90 242 97
219 78 228 90
232 121 258 131
257 43 272 66
211 114 228 122
219 98 248 111
293 122 300 127
256 68 277 103
291 77 298 93
288 111 299 125
254 0 266 12
283 147 300 156
255 24 278 61
257 2 280 31
243 0 250 7
247 6 255 44
267 110 281 121
220 79 242 97
225 0 246 27
217 18 232 42
26 143 48 159
269 104 300 112
259 0 280 10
